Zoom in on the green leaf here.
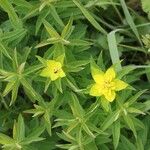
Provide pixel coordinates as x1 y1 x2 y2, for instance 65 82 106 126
73 0 107 34
82 123 95 138
43 19 60 38
66 60 89 72
44 119 52 136
3 82 15 97
65 78 81 93
0 0 22 28
23 126 45 145
55 53 65 65
11 0 32 9
12 48 19 69
21 78 43 102
13 114 25 141
36 55 47 65
44 78 51 93
0 133 14 145
90 58 104 78
125 90 147 107
70 92 85 118
123 114 137 139
61 17 73 39
36 8 50 35
120 135 136 150
84 141 98 150
97 51 105 70
141 0 150 14
66 121 79 133
136 137 144 150
21 47 31 63
55 78 63 93
23 64 43 76
23 6 39 20
39 1 47 12
127 107 145 115
53 43 65 60
0 42 11 59
117 65 135 79
49 4 64 27
10 80 20 106
107 29 122 71
112 120 120 150
1 29 27 43
120 0 142 45
101 110 120 131
69 39 93 46
100 97 111 112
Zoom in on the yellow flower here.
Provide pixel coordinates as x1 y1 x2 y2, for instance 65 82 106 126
90 67 128 102
40 60 66 81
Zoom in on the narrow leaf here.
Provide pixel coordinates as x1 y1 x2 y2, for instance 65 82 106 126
73 0 107 34
107 29 122 71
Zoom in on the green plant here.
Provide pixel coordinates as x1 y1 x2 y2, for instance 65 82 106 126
0 0 150 150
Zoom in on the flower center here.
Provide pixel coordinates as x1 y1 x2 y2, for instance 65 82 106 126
103 81 115 89
53 67 60 74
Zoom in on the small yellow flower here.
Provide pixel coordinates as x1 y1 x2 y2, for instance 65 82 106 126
90 67 128 102
40 60 66 81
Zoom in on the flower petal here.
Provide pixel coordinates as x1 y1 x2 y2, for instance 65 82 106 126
47 60 62 68
90 84 103 97
114 79 128 91
59 69 66 78
91 62 104 83
104 90 116 102
93 74 104 84
40 67 50 77
50 73 59 81
104 67 116 82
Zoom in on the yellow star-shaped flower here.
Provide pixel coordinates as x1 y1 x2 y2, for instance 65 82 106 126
40 60 66 81
90 67 128 102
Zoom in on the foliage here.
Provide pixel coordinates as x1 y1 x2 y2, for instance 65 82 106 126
0 0 150 150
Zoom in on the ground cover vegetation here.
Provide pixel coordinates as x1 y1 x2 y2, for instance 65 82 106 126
0 0 150 149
